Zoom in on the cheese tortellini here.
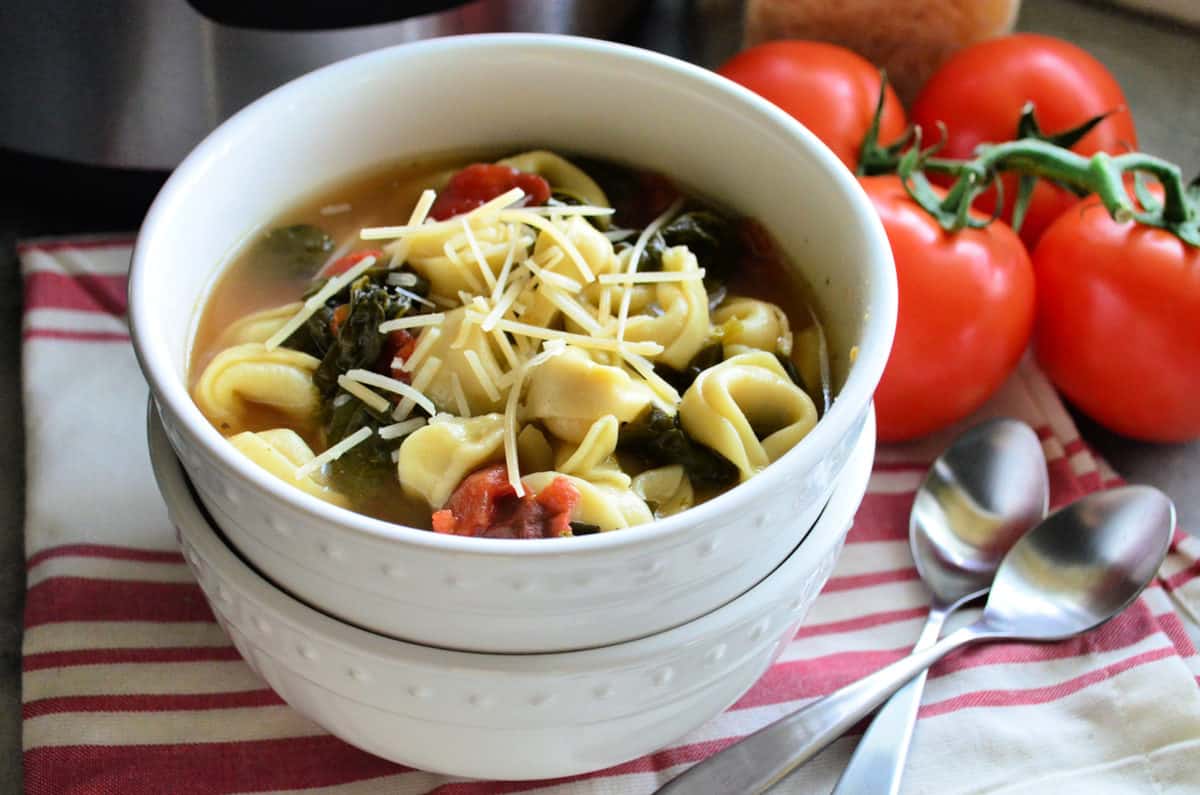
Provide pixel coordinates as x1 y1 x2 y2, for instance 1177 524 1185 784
679 351 819 482
398 413 505 509
622 246 711 370
522 472 653 530
217 302 303 348
498 150 610 212
714 297 793 356
632 465 695 518
415 307 508 416
193 343 321 434
229 429 348 507
405 220 530 298
524 346 656 443
552 415 630 489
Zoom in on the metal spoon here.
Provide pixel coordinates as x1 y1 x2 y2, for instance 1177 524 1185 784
654 485 1175 795
831 419 1049 795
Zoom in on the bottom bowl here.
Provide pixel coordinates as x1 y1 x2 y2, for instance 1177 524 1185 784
149 408 875 780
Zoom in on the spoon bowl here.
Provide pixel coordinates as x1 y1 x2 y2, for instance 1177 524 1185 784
655 484 1176 795
911 418 1050 604
983 485 1175 640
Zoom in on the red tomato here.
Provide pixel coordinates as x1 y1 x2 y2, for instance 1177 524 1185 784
432 465 580 538
1033 197 1200 442
429 164 551 220
863 176 1036 442
320 249 384 278
716 41 907 171
911 34 1137 248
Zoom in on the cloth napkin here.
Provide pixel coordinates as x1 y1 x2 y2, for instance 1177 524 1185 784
19 237 1200 794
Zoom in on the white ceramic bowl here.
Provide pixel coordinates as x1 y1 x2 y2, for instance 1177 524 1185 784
130 34 896 652
149 403 875 780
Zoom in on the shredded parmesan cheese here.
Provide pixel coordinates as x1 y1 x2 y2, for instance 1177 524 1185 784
621 350 682 409
598 268 706 285
498 209 595 283
448 372 472 417
517 205 615 217
401 327 442 373
265 254 378 350
335 375 391 414
525 254 580 293
461 217 496 291
408 189 436 226
395 357 443 419
466 313 662 356
540 287 602 334
378 313 445 333
360 188 524 240
379 416 426 440
616 198 683 342
320 203 352 216
482 276 527 332
295 427 372 479
491 327 521 370
463 349 501 402
489 227 522 303
502 339 569 495
344 368 437 417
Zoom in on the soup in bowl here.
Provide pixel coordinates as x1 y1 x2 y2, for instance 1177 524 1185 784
131 34 895 652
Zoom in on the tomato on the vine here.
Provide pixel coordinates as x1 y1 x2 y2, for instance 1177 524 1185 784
717 41 907 172
1033 196 1200 442
911 34 1137 248
863 176 1035 442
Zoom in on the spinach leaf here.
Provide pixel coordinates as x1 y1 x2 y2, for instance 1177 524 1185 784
659 210 740 285
569 521 601 536
256 224 334 278
323 398 397 502
312 276 412 399
656 343 723 392
618 406 737 489
281 304 335 358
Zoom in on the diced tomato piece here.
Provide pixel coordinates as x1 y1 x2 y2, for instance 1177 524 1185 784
320 249 385 278
376 328 416 382
435 465 517 537
329 304 350 337
429 164 552 221
432 466 580 539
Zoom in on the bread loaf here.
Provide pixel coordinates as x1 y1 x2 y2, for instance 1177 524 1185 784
744 0 1020 104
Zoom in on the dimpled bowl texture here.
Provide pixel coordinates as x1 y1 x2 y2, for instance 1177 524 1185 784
130 34 896 652
149 403 876 780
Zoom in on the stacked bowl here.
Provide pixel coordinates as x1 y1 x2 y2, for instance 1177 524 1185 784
130 35 896 778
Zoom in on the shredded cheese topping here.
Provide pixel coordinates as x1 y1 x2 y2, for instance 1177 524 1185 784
295 427 372 479
616 198 683 342
465 313 662 356
345 368 436 417
378 313 445 332
265 254 378 350
336 375 390 413
598 268 706 285
379 416 426 440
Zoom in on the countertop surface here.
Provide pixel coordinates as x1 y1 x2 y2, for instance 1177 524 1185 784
0 0 1196 790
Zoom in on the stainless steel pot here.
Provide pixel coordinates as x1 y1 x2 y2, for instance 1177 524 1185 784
0 0 644 169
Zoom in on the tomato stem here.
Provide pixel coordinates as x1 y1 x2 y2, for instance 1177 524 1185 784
900 138 1200 246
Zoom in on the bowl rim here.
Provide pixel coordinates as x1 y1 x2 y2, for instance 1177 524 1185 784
130 32 896 556
151 400 876 666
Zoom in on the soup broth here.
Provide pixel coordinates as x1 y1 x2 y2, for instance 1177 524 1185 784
190 150 832 536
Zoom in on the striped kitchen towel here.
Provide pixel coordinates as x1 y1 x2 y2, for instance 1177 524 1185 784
20 237 1200 794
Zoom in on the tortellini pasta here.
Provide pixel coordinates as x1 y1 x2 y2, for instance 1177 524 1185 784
524 346 655 443
679 351 818 481
533 215 620 280
552 415 630 489
405 219 529 298
632 465 695 518
193 342 321 434
497 150 610 212
522 472 653 530
228 429 349 508
216 302 303 348
398 413 505 509
415 307 509 416
713 297 793 357
622 246 710 370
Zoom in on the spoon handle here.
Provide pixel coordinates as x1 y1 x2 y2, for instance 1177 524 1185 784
653 623 988 795
828 605 952 795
